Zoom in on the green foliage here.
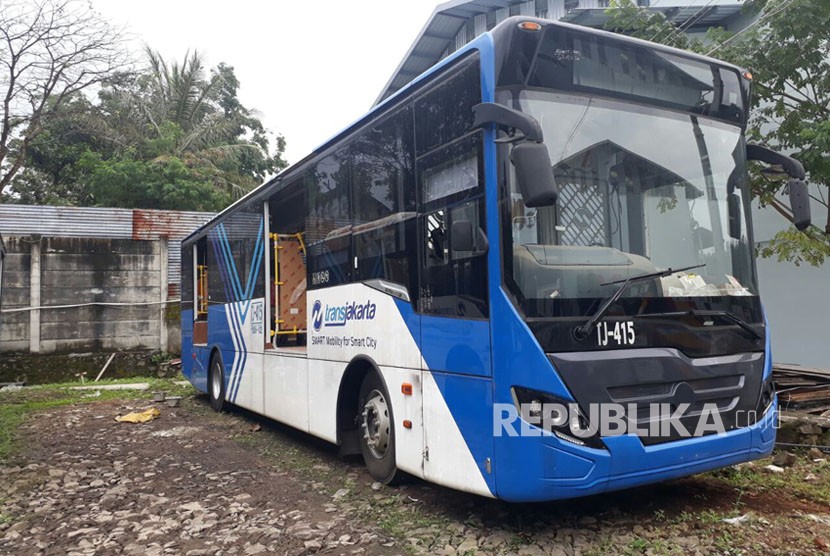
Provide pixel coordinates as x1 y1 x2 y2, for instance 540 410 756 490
79 150 229 211
758 227 830 266
5 49 287 212
604 0 694 50
605 0 830 266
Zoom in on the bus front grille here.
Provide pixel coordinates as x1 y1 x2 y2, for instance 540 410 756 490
548 348 764 446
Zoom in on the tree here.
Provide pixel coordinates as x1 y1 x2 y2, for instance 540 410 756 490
0 0 126 194
5 49 287 211
605 0 830 266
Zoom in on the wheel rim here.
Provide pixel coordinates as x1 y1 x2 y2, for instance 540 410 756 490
361 389 390 460
211 362 222 400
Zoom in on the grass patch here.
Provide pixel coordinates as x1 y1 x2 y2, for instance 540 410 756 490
707 457 830 505
0 377 195 463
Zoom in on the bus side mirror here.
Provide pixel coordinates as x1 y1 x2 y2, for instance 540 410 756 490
510 142 558 207
472 102 558 207
746 143 811 231
789 178 811 231
727 192 742 239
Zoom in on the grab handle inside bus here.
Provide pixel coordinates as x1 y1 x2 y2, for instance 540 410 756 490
472 102 558 208
746 143 811 231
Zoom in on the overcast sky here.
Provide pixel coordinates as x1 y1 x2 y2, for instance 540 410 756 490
91 0 740 166
92 0 438 165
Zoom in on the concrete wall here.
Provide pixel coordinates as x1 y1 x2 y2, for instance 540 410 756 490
0 235 177 355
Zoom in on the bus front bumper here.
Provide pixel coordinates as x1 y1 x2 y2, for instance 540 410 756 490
494 400 777 502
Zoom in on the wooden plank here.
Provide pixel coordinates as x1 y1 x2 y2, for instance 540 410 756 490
774 364 830 379
95 353 117 382
780 388 830 403
277 236 306 333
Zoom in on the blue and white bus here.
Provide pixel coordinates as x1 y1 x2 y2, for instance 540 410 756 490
181 17 811 502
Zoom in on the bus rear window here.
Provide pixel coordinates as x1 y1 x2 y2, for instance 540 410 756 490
527 28 745 124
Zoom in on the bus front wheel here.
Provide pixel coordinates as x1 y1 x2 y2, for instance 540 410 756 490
209 353 226 412
358 372 402 485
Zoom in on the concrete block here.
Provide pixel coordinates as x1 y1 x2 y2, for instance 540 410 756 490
40 319 159 341
41 270 160 289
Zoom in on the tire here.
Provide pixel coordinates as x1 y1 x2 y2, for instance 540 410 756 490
208 352 226 412
358 371 402 485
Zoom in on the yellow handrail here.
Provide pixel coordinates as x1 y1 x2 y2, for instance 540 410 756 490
197 264 208 316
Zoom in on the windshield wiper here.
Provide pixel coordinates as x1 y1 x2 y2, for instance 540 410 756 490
636 309 763 340
573 264 706 341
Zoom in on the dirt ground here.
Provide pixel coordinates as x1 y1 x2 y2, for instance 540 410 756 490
2 386 830 556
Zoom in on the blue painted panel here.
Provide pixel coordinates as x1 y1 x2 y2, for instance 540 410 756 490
493 405 777 501
191 345 210 394
181 308 194 379
207 304 236 394
762 306 772 379
419 315 491 376
429 371 497 494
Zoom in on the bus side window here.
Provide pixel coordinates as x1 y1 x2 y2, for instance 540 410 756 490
413 54 487 319
351 105 417 297
307 151 352 288
419 199 488 319
416 135 488 319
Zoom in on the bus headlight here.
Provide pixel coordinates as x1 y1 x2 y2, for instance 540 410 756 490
511 387 606 449
757 377 775 418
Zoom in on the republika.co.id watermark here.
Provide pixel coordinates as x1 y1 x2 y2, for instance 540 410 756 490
493 402 777 440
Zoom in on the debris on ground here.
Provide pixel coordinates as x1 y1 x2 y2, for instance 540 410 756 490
0 383 25 392
114 407 160 423
723 514 751 525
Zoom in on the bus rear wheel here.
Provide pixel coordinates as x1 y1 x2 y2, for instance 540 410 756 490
358 372 402 485
209 353 226 412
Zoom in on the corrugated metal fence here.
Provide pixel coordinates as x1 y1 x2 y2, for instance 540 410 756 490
0 205 215 297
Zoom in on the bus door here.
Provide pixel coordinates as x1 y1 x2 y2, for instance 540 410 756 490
416 133 494 494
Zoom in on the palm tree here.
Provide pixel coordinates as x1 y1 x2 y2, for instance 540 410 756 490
100 48 277 201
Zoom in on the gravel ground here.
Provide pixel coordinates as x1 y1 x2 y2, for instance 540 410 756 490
1 388 830 555
0 398 398 556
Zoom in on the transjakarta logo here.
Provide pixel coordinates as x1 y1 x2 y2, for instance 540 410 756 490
312 299 376 331
311 300 323 331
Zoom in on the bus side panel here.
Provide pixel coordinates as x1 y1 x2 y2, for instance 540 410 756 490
191 345 211 393
207 303 237 397
181 308 194 380
233 352 264 415
264 352 310 433
306 283 426 478
306 358 339 441
307 284 422 370
221 298 265 415
423 371 495 497
391 298 496 496
378 365 424 479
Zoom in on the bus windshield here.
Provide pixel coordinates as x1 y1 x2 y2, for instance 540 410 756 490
503 91 758 319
